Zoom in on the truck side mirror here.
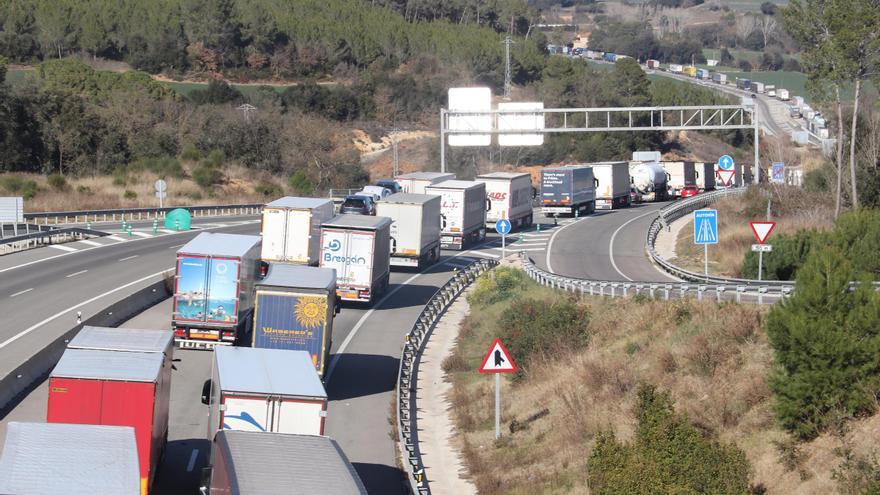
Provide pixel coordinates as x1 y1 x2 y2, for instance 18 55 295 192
335 297 342 316
485 199 492 212
440 214 447 229
594 178 599 187
200 466 212 494
258 261 269 278
201 379 212 405
531 187 537 199
390 236 397 254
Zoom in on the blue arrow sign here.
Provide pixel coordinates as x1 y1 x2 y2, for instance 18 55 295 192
495 219 512 235
771 162 785 183
693 209 718 245
718 154 734 171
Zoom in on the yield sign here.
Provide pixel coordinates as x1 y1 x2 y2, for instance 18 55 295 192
717 169 736 187
749 221 776 244
478 338 517 373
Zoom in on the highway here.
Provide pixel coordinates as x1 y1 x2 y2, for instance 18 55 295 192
0 203 675 494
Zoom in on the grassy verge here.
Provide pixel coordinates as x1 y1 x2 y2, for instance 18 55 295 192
446 266 880 494
671 185 834 277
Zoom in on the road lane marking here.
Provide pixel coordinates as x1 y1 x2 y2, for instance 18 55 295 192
168 244 185 249
119 255 139 262
0 268 173 350
325 246 493 380
106 235 128 242
159 229 177 234
608 210 665 282
78 240 104 247
9 288 33 298
48 245 77 252
545 217 584 274
130 232 153 238
186 449 199 472
66 270 88 278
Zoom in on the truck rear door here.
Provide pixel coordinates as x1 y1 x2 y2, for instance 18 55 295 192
274 398 325 436
484 180 510 222
438 190 465 233
261 208 287 261
205 258 240 325
322 229 374 290
173 255 209 323
221 396 271 432
285 210 311 263
254 291 328 373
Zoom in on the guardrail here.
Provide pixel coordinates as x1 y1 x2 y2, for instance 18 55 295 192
0 227 111 255
396 259 497 495
646 188 796 287
23 203 264 225
522 254 790 305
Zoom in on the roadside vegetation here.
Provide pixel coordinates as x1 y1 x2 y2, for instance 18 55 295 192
447 264 880 494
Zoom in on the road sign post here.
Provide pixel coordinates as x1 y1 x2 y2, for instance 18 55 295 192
749 221 776 281
154 179 167 209
693 209 718 279
479 338 517 439
495 219 512 259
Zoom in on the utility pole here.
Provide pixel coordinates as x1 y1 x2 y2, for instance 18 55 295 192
237 103 257 123
391 131 400 178
502 36 515 99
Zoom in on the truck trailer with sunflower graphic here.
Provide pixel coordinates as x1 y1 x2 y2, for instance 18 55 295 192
251 264 339 377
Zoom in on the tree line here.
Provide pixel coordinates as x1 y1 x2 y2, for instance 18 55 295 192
0 0 544 88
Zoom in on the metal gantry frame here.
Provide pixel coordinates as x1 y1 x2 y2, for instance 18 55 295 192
439 104 760 184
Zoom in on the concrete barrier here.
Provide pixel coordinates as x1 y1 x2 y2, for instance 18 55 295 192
0 280 172 411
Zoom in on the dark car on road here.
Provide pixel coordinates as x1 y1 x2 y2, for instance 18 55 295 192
375 180 402 194
340 195 376 215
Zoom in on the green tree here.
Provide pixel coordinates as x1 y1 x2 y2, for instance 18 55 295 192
33 0 73 59
588 384 751 494
604 57 651 107
767 242 880 439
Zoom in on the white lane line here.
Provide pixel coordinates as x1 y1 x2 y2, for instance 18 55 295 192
48 244 77 252
130 232 153 238
488 246 545 252
9 288 33 298
545 217 584 274
325 247 491 381
0 268 173 350
186 449 199 472
66 270 88 278
466 250 500 259
168 244 185 249
119 255 139 262
159 229 177 234
77 240 104 247
608 210 664 282
106 235 127 242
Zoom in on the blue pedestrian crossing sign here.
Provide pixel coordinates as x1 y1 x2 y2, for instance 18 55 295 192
718 154 734 171
693 209 718 245
495 219 512 235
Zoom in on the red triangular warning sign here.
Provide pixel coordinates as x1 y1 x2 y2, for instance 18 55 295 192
749 221 776 244
478 338 517 373
717 169 735 187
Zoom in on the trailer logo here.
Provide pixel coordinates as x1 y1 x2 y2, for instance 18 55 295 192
327 239 342 252
324 253 367 265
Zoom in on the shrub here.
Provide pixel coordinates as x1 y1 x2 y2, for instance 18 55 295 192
0 176 39 199
76 185 92 194
741 229 820 280
499 296 589 374
587 384 751 494
193 164 223 190
204 149 226 168
112 167 129 186
288 170 314 195
47 173 67 191
737 59 753 72
123 190 137 199
180 144 201 162
468 267 528 305
766 244 880 439
152 157 184 179
253 181 282 197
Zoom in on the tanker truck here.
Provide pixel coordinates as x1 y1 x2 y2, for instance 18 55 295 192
629 162 668 202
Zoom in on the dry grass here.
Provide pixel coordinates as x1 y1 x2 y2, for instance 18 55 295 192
0 165 290 212
447 273 880 494
672 185 835 277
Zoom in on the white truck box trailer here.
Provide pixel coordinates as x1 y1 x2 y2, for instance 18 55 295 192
752 82 765 93
662 161 697 197
396 172 456 194
476 172 533 230
376 193 442 268
695 162 716 191
206 431 367 495
207 347 327 438
591 161 632 209
424 180 487 250
778 88 790 101
261 197 335 266
319 214 391 303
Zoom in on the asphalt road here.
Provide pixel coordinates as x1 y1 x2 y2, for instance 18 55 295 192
0 202 679 494
540 202 679 283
